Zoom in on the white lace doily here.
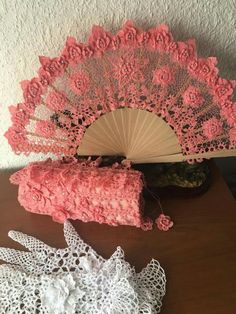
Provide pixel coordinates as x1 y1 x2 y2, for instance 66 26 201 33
0 221 166 313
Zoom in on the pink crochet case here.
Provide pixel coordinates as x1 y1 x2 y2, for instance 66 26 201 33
10 157 152 229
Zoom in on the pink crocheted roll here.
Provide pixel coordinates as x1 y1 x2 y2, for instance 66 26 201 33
10 158 151 229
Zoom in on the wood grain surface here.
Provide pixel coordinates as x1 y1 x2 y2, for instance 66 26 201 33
0 162 235 313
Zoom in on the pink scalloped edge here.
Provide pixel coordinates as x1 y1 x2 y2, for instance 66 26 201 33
40 20 236 101
4 20 236 155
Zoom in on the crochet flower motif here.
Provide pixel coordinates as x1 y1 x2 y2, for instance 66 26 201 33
4 127 26 147
21 78 43 104
167 41 178 53
38 67 53 90
46 91 67 111
187 58 199 75
152 66 174 86
18 184 52 214
213 78 235 102
39 56 66 79
221 101 236 127
202 117 223 140
35 120 56 138
111 35 121 50
111 51 148 88
140 217 153 231
89 25 111 54
200 61 218 83
82 46 94 58
118 20 138 46
188 57 218 83
137 31 150 46
183 86 204 107
18 102 36 115
173 39 196 64
155 214 173 231
52 207 70 223
9 105 30 125
63 37 84 63
69 71 90 95
149 24 172 50
41 274 82 313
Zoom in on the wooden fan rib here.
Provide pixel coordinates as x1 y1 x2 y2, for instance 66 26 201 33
120 108 129 153
78 108 184 160
128 143 181 159
137 136 181 154
128 109 143 156
129 113 157 156
78 135 119 155
112 108 129 154
110 110 127 154
131 128 181 158
78 122 121 155
83 129 117 151
92 118 121 152
133 116 179 152
79 137 119 155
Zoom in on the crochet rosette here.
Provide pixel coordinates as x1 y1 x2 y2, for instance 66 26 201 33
4 20 236 161
0 221 166 313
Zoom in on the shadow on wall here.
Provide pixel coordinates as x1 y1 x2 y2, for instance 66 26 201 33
214 157 236 198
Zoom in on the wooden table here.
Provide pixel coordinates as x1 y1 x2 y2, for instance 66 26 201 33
0 163 236 313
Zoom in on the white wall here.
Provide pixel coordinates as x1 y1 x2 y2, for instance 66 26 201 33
0 0 235 169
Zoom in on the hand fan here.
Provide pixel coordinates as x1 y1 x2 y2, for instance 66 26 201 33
5 20 236 163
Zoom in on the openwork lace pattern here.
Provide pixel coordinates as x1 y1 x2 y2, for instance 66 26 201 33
4 20 236 160
0 221 166 313
9 157 153 229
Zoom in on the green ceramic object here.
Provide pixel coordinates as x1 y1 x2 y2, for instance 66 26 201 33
142 162 210 188
134 161 211 197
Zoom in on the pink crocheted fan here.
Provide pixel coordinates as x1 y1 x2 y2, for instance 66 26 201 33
5 20 236 163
